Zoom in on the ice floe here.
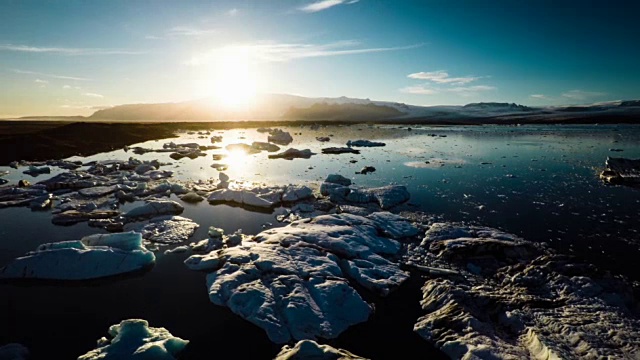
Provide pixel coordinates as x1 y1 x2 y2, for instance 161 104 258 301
321 147 360 154
207 184 314 209
77 319 188 360
137 215 199 244
185 212 419 343
0 231 154 280
124 199 184 219
320 174 410 209
599 157 640 187
346 140 386 147
267 129 294 145
268 148 315 160
275 340 368 360
408 222 640 359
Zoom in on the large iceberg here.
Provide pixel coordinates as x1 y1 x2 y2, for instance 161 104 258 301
409 222 640 359
185 212 418 343
78 319 188 360
0 232 155 281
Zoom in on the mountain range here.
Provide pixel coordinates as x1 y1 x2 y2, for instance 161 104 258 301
18 94 640 124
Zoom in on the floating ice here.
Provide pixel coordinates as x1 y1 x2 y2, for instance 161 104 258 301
267 129 294 145
138 216 199 244
599 157 640 187
346 140 386 147
0 231 155 280
124 200 184 219
321 147 360 154
208 185 313 209
410 223 640 359
77 319 188 360
185 212 418 343
320 175 410 209
275 340 368 360
268 148 315 160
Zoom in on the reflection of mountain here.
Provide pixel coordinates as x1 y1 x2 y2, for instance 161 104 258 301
47 93 640 123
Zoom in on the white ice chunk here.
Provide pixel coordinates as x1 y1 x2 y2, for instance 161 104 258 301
77 319 188 360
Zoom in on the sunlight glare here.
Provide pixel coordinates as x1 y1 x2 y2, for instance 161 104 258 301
212 46 257 108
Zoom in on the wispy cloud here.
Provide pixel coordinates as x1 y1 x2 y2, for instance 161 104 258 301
530 94 550 100
408 70 480 85
227 8 239 16
448 85 495 93
83 92 104 98
12 69 91 81
561 89 606 101
34 79 48 84
299 0 359 13
399 85 438 95
186 40 422 65
147 26 217 40
0 44 143 55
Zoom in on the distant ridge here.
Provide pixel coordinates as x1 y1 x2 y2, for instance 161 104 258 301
10 94 640 124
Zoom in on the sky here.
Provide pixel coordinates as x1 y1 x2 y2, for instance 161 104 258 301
1 0 640 117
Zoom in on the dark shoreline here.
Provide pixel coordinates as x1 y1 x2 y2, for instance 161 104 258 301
1 119 639 165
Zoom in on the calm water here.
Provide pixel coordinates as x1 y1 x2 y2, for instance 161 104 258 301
1 124 639 359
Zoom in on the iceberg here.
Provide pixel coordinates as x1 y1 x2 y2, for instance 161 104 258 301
409 222 640 359
185 212 418 343
123 200 184 219
77 319 188 360
275 340 368 360
0 231 155 280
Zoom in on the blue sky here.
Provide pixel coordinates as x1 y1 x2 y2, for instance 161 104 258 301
1 0 639 116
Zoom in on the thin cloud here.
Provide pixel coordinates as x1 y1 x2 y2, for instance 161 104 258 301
186 40 422 65
83 92 104 98
299 0 359 13
62 85 72 89
399 85 438 95
34 79 48 84
167 26 217 37
447 85 495 92
227 8 239 16
147 26 218 39
0 44 144 55
408 70 480 85
562 89 606 101
12 69 91 81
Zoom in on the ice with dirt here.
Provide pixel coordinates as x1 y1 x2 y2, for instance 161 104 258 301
408 222 640 359
185 212 418 343
0 232 155 280
78 319 188 360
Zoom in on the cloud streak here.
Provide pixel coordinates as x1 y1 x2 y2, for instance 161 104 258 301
400 84 495 96
408 70 480 85
83 92 104 98
12 69 91 81
299 0 359 13
561 89 606 101
0 44 144 55
187 40 422 65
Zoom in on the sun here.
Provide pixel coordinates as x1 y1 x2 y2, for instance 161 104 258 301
211 46 257 108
